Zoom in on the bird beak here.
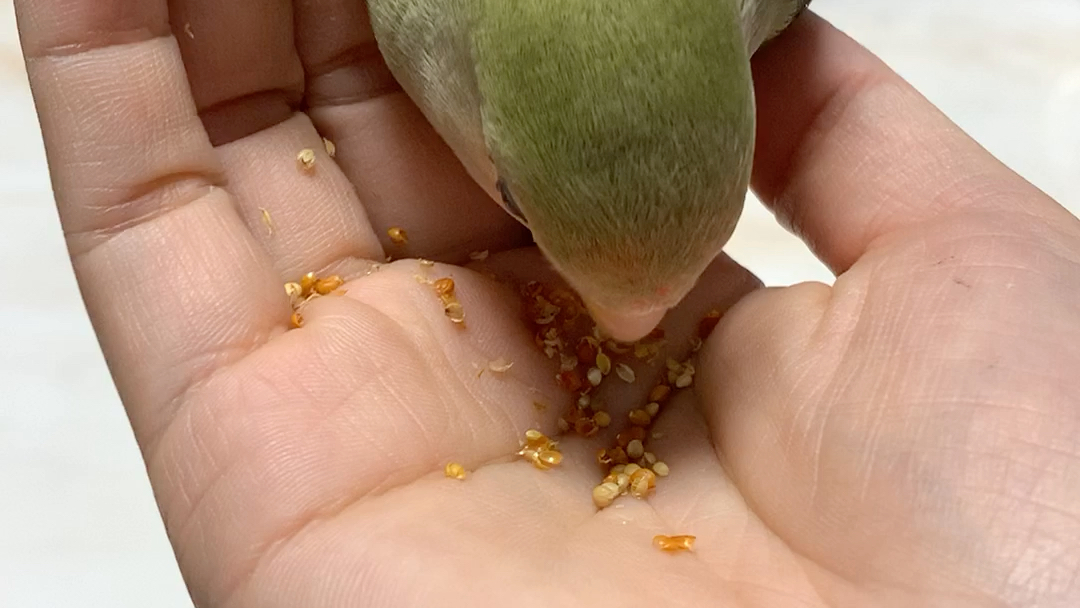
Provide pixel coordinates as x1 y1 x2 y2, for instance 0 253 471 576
587 304 667 343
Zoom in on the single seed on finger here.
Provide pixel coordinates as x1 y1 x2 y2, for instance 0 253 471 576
593 482 621 508
444 462 467 480
297 148 316 172
388 226 409 245
652 461 670 477
653 535 695 552
322 137 336 157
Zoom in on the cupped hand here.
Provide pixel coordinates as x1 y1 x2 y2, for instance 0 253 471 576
15 2 1080 607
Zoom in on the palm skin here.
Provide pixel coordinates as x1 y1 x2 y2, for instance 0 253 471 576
14 1 1080 607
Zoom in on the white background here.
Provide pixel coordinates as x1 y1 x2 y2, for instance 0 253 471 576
2 1 1078 606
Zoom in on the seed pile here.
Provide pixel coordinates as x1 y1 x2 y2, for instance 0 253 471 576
517 429 563 470
519 280 723 510
284 272 346 329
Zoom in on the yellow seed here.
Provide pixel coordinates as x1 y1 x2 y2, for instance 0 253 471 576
593 482 621 508
653 534 696 552
610 464 626 475
643 452 657 465
615 473 631 493
596 352 612 375
628 409 652 427
433 277 456 296
615 363 636 383
284 282 303 300
388 226 409 245
675 373 693 389
469 250 490 261
297 148 316 172
300 272 317 296
290 311 304 329
444 462 467 480
314 275 344 295
593 411 612 428
323 137 336 157
630 474 652 498
649 385 672 403
627 439 645 460
645 402 661 417
587 367 603 386
537 450 563 467
525 429 544 443
418 258 435 267
259 207 274 236
623 463 641 477
653 461 670 477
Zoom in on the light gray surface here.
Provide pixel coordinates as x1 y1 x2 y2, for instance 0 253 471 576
1 1 1078 606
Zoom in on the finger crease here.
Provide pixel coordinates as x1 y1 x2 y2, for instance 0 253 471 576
303 41 403 107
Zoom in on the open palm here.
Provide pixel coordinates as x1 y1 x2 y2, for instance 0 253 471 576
16 1 1080 607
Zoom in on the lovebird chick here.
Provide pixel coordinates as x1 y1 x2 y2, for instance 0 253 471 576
369 0 811 341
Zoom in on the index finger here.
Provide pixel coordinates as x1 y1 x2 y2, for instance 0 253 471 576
749 13 1078 274
15 0 285 445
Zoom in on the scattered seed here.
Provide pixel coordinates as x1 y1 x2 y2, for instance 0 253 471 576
596 448 614 467
699 309 722 339
596 352 612 375
418 258 434 268
587 367 603 387
653 534 695 552
593 482 621 508
608 446 629 465
469 250 490 261
628 409 652 427
615 473 631 493
615 363 636 383
593 411 612 428
284 282 303 300
576 393 591 408
574 416 599 437
652 461 670 477
388 226 409 245
537 450 563 467
627 439 645 460
610 464 626 475
649 385 672 403
300 272 317 296
183 22 195 39
259 207 274 236
533 401 547 412
290 311 304 329
623 463 641 477
630 468 655 498
675 373 693 389
561 354 579 373
297 148 317 172
557 417 570 433
557 370 583 392
444 462 467 480
433 277 455 296
487 358 514 373
322 137 336 157
314 275 344 295
645 402 660 417
643 452 657 465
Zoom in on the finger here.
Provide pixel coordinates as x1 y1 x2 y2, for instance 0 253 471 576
15 0 286 445
294 0 532 261
750 13 1075 273
169 0 384 279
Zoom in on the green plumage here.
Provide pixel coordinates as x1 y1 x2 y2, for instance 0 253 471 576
368 0 809 339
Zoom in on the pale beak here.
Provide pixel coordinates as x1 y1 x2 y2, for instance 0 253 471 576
587 304 667 343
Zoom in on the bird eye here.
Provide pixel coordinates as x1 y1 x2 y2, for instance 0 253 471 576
496 177 528 226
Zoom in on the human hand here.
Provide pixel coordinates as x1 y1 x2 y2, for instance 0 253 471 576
15 1 1080 606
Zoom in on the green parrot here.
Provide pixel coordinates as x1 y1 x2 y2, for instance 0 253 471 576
368 0 812 342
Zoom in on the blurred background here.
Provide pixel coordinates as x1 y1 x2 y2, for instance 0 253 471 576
1 0 1078 606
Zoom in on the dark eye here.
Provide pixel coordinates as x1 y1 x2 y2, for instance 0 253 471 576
496 177 528 225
